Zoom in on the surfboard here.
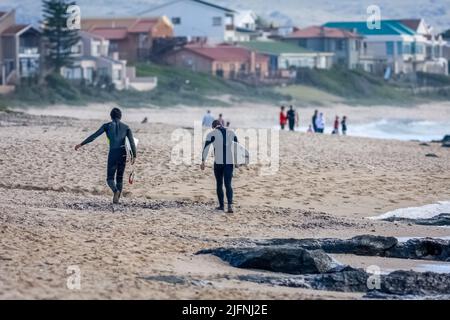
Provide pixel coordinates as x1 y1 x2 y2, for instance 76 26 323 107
232 141 250 166
125 137 139 161
126 137 139 184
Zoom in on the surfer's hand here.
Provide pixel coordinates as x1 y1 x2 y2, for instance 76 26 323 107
74 144 82 151
200 162 205 171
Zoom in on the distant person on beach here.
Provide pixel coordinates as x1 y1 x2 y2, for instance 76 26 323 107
75 108 137 204
341 116 348 135
307 125 313 133
279 106 287 130
202 110 214 127
316 112 325 134
287 105 298 131
332 116 340 135
312 110 318 133
218 114 225 127
141 117 148 124
201 120 238 214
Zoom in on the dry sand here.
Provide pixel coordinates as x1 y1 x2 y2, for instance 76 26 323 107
1 108 450 299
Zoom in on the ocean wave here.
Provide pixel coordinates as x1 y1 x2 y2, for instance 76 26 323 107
370 201 450 220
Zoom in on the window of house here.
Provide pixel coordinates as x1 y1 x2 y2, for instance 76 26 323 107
415 44 424 55
298 39 307 48
336 40 345 51
171 17 181 25
411 42 417 54
386 42 394 56
109 42 119 52
397 42 403 55
113 69 122 80
403 43 411 54
71 43 82 54
213 17 222 26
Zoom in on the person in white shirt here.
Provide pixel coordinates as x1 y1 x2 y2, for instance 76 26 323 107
202 110 215 127
315 113 325 134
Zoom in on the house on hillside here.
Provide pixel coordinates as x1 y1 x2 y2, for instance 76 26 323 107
283 26 362 69
61 31 157 91
324 20 448 76
165 44 269 79
0 9 41 91
138 0 241 44
399 19 447 75
237 41 334 78
81 16 174 62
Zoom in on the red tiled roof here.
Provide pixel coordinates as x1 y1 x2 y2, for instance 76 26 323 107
90 28 128 40
129 18 159 33
2 24 30 35
184 45 268 62
285 26 360 39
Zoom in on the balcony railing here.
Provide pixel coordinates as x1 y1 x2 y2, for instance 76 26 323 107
19 47 39 55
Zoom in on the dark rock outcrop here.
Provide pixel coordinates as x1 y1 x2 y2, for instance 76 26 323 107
251 235 450 261
386 238 450 261
305 268 369 293
237 267 369 293
383 213 450 226
380 271 450 295
199 236 450 297
197 247 341 274
237 269 450 297
425 153 439 158
253 235 398 256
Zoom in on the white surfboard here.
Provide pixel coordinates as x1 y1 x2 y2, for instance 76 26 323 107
232 141 250 166
126 137 139 184
125 137 139 160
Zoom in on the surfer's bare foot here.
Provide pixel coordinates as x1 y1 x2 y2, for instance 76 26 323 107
113 191 121 204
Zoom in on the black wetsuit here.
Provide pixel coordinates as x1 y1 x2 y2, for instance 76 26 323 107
287 109 296 131
341 120 347 135
312 114 318 132
81 120 137 193
202 126 238 208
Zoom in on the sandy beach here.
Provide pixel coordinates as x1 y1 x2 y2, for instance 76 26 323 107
1 106 450 299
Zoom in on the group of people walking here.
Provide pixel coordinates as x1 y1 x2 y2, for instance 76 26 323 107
202 110 229 128
76 108 237 213
74 106 348 210
280 106 347 135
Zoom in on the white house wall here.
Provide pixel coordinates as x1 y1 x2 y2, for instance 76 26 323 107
144 0 233 43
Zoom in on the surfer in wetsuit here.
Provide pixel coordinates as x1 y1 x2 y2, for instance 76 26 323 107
201 120 238 214
75 108 137 204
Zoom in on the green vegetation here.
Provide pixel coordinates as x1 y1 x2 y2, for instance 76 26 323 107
42 0 81 73
275 85 344 106
294 66 416 105
0 99 8 111
2 62 450 109
0 63 288 108
135 62 287 105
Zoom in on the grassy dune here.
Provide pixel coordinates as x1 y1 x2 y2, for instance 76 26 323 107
1 63 450 108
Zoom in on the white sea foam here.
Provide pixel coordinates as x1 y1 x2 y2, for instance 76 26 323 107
369 201 450 220
396 236 450 243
